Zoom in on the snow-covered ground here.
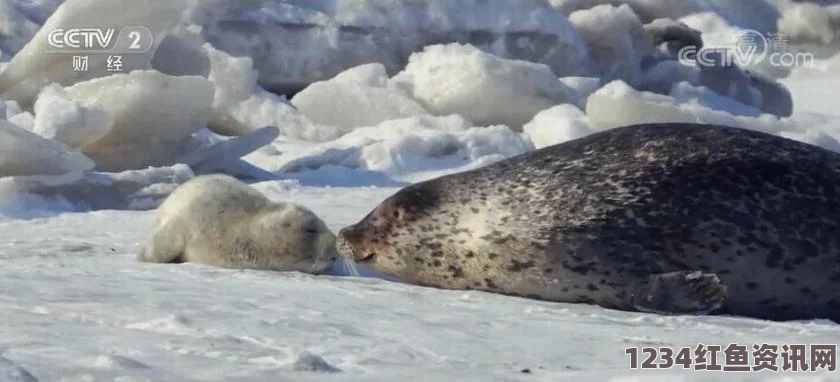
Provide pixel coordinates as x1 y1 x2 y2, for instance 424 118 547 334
3 187 840 382
1 0 840 381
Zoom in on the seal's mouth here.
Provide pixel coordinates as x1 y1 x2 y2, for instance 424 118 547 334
357 252 376 263
337 226 377 264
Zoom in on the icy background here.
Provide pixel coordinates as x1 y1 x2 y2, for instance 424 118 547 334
1 0 840 381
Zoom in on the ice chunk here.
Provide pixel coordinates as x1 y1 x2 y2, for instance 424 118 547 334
0 119 94 184
643 18 704 57
331 63 391 87
0 99 34 130
391 43 580 130
568 5 653 85
0 0 48 57
0 99 24 120
552 0 710 23
61 70 214 171
187 0 592 94
206 42 259 117
228 92 343 142
523 104 593 149
553 0 778 33
678 11 742 49
638 57 701 95
6 111 33 131
708 0 780 34
177 126 281 180
588 80 756 130
203 42 305 137
559 77 601 108
586 80 839 152
292 64 428 132
151 25 211 78
32 84 113 148
228 63 404 142
669 81 763 117
774 0 840 44
275 114 534 184
6 163 196 213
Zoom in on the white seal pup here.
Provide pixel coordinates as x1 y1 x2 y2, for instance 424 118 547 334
139 175 337 274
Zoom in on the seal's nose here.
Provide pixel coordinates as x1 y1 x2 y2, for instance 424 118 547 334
337 225 378 263
335 226 358 258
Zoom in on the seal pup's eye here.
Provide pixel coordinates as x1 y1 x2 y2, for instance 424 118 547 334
302 219 320 234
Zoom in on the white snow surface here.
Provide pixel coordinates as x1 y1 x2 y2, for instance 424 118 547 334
1 0 840 381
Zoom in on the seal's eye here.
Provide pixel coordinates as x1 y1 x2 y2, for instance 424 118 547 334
392 207 405 220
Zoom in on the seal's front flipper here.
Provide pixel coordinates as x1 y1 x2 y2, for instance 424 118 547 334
137 223 185 264
629 270 727 315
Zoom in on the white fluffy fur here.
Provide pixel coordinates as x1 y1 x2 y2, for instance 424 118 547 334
139 175 336 273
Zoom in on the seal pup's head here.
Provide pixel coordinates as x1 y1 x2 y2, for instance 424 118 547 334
249 201 338 275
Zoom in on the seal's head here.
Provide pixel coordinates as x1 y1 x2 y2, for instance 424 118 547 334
336 182 470 282
251 202 338 274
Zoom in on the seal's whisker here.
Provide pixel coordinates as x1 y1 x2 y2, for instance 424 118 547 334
340 256 351 276
342 256 360 277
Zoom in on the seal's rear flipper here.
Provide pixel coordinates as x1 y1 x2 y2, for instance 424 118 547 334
629 270 727 315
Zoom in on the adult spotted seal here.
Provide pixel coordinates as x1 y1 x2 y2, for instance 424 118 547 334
139 174 337 273
337 123 840 322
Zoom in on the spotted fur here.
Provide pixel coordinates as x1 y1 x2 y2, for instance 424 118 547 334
337 123 840 322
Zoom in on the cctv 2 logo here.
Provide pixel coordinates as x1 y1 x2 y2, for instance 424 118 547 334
46 26 154 54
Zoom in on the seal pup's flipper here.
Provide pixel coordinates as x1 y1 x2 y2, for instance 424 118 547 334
629 270 727 315
138 222 185 264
